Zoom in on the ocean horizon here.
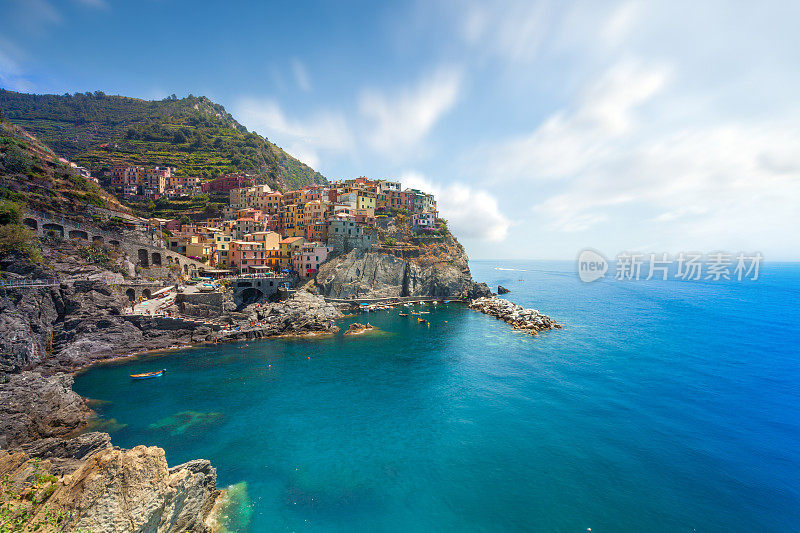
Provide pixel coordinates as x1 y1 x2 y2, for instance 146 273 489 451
74 260 800 532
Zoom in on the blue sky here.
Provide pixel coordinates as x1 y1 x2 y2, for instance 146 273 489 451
1 0 799 260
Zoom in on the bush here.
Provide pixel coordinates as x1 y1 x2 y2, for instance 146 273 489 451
0 224 42 263
3 147 32 174
77 244 112 269
382 237 396 247
0 199 24 225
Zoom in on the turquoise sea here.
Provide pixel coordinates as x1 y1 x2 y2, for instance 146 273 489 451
73 261 800 532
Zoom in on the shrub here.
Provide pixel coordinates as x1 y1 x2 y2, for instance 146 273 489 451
0 199 23 225
0 224 42 263
3 147 32 174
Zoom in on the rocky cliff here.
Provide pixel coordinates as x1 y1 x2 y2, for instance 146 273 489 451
0 372 219 532
0 240 342 531
311 231 491 300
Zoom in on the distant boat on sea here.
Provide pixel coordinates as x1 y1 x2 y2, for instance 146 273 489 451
130 369 166 380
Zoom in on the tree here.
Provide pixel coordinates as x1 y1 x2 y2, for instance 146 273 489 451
202 202 222 218
172 130 187 144
178 215 192 226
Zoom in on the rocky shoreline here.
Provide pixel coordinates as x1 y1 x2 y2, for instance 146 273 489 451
0 245 343 531
468 296 562 334
0 234 562 531
343 322 376 336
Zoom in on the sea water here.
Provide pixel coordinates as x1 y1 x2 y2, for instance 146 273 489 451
73 261 800 531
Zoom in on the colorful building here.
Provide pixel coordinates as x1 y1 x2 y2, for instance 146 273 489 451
293 242 333 277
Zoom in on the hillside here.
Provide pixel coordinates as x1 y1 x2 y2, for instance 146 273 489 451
0 119 128 216
0 89 326 191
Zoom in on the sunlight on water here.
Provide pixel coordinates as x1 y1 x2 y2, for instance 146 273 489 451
73 262 800 532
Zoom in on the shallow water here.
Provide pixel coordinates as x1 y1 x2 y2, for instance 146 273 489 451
74 261 800 531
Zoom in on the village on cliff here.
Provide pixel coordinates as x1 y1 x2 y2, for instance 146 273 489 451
100 166 439 278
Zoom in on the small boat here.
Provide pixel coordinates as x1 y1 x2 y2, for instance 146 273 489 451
418 318 427 323
399 313 408 317
129 369 166 380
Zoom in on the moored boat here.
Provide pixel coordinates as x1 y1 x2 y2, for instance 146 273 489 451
130 369 166 380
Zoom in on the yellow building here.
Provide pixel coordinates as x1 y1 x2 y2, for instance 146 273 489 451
186 241 213 264
357 191 376 213
214 232 233 267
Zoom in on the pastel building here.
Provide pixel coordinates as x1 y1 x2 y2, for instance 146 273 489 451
293 242 333 277
412 212 436 228
229 240 267 273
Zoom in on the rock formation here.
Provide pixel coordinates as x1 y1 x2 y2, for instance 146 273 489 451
498 285 510 294
468 296 561 334
0 370 219 532
312 246 491 300
0 443 218 532
343 322 376 336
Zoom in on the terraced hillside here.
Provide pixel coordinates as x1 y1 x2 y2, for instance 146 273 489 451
0 90 326 191
0 119 127 216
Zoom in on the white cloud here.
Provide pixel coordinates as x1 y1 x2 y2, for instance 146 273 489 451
0 43 35 92
401 172 511 242
6 0 62 35
457 0 555 64
233 97 353 169
291 59 311 93
359 67 462 157
475 59 800 252
488 60 671 183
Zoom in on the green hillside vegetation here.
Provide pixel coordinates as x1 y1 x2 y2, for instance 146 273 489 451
0 119 127 216
0 90 326 191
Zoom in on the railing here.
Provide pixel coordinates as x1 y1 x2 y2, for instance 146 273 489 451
0 279 60 289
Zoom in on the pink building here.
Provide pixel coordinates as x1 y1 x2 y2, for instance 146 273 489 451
293 242 333 277
229 240 267 273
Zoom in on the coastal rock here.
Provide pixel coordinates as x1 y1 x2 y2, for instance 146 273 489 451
344 322 376 336
498 285 510 294
468 296 561 334
314 246 491 300
0 445 219 533
216 291 342 341
0 371 92 449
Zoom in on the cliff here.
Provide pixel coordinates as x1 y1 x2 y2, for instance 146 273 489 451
311 229 490 300
0 372 219 532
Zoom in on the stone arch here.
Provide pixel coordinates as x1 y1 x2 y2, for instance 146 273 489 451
167 256 174 264
68 229 89 240
151 252 162 266
125 288 136 302
137 249 149 267
42 223 64 237
109 240 120 247
92 235 104 245
240 287 264 305
183 264 189 275
23 218 38 231
142 289 152 299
